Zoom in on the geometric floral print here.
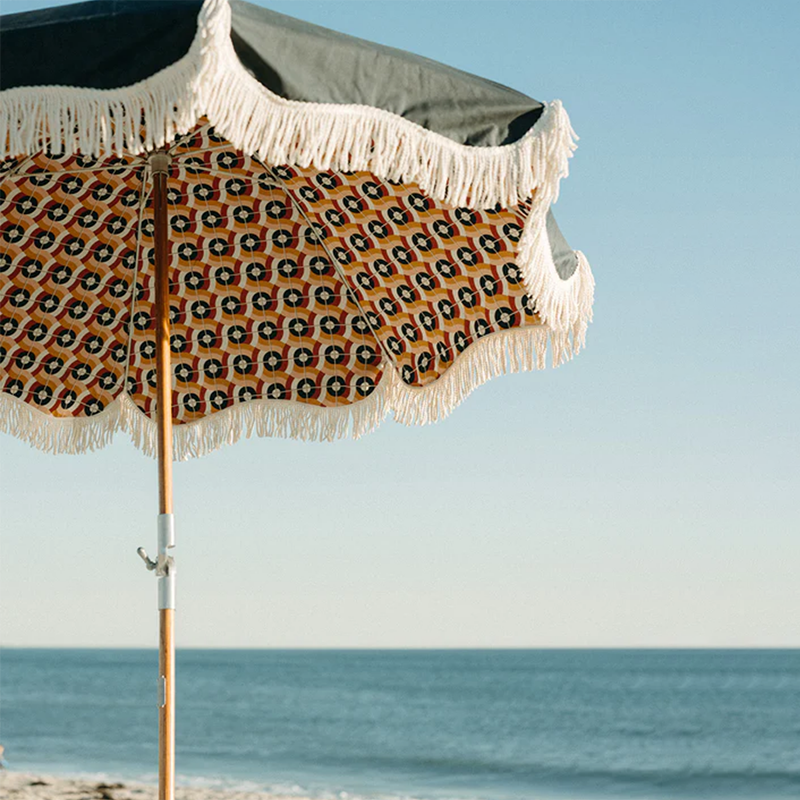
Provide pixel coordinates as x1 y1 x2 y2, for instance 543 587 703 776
0 122 543 426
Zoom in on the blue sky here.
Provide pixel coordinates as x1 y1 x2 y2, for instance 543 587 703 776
1 0 798 648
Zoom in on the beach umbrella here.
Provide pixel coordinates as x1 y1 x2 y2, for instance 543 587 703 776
0 0 595 796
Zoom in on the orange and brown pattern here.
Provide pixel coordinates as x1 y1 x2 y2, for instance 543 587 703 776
0 122 543 426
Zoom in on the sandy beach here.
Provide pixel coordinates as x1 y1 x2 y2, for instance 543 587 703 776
0 773 312 800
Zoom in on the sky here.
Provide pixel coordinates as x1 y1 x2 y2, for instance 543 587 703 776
0 0 798 649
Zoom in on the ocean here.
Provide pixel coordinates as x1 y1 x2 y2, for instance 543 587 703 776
0 649 798 800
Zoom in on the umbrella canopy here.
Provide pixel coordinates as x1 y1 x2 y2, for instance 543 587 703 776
0 2 595 798
0 0 594 458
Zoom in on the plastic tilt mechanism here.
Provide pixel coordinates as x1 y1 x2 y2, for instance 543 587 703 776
138 513 176 609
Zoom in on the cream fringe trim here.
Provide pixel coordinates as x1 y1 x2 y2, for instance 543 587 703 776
1 0 577 211
0 325 585 458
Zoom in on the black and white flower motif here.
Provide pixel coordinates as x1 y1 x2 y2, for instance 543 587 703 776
293 348 314 367
0 317 18 336
415 272 436 292
184 271 206 291
215 151 240 170
502 262 521 284
401 365 416 385
84 399 105 417
10 288 31 308
326 375 346 397
401 322 418 342
457 287 476 308
357 272 375 291
324 345 345 365
45 356 64 375
198 329 218 348
418 311 436 332
111 344 127 364
224 178 247 197
237 387 257 403
379 298 398 317
239 232 260 252
408 194 430 212
84 335 104 354
203 359 223 379
494 307 517 329
257 321 278 341
21 259 43 279
388 207 409 225
167 188 182 205
15 350 36 370
473 319 491 338
233 205 255 224
350 233 370 252
356 345 377 365
35 230 57 250
456 247 477 266
297 378 316 399
315 286 335 305
61 389 77 409
298 186 320 203
252 292 271 311
94 243 114 263
227 326 248 344
190 300 210 320
215 265 235 285
246 263 266 282
282 288 303 308
272 228 294 248
98 371 117 391
120 189 139 208
106 216 127 236
183 157 204 175
210 390 230 409
209 238 231 258
315 173 338 191
277 258 298 278
362 181 383 199
17 195 38 215
309 256 332 275
417 352 432 373
6 379 24 397
170 333 188 353
368 221 388 239
65 237 86 256
193 183 215 202
46 203 69 222
182 393 201 412
436 342 452 362
435 259 456 278
52 264 73 285
266 383 287 400
40 294 60 314
387 336 404 355
411 233 433 252
271 166 293 181
221 296 242 315
81 273 101 294
366 311 381 330
62 176 84 195
56 328 77 348
140 340 156 359
396 285 417 304
432 220 454 239
121 250 137 270
521 295 538 316
453 331 469 352
479 275 499 296
265 200 287 219
332 247 352 265
479 235 501 254
2 224 24 244
68 300 89 320
391 246 412 265
373 259 394 278
170 214 191 233
455 208 477 226
325 209 345 228
502 222 522 242
233 355 253 375
343 195 363 213
202 210 223 229
288 318 309 337
26 322 47 343
71 362 92 382
356 377 375 397
437 299 455 320
353 316 369 334
31 384 53 406
320 316 342 335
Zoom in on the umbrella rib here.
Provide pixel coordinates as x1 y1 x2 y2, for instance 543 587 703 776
124 173 151 399
268 167 404 382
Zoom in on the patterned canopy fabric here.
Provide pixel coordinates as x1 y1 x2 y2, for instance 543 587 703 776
0 0 594 458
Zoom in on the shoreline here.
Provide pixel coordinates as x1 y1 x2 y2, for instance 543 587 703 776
0 772 316 800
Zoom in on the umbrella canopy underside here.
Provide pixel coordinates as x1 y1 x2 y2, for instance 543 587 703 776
0 0 594 458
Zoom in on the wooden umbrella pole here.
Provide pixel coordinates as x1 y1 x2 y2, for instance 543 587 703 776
151 150 176 800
